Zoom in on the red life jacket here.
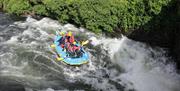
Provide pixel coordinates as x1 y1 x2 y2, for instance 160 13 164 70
72 45 80 51
66 42 73 52
64 33 76 52
65 35 75 44
60 44 65 48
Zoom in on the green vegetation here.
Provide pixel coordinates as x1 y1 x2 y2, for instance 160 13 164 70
1 0 30 14
0 0 172 34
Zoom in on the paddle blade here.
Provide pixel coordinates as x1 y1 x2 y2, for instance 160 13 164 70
81 40 89 46
50 44 56 48
56 57 63 61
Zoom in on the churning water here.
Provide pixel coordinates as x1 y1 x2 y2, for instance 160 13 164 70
0 13 180 91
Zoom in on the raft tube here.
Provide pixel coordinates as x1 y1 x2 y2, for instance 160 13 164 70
53 35 89 65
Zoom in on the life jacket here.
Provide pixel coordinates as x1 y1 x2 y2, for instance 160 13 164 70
66 42 73 52
65 42 80 52
65 35 75 44
72 45 80 51
60 44 65 48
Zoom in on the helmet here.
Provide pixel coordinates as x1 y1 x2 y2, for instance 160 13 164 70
67 31 72 36
73 42 76 44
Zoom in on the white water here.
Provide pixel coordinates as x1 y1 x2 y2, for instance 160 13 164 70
0 16 180 91
101 37 180 91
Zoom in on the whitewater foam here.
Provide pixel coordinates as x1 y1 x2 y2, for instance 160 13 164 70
1 16 180 91
99 36 180 91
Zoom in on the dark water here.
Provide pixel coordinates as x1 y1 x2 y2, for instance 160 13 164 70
0 13 180 91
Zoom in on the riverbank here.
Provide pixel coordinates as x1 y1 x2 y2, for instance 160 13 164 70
0 0 171 33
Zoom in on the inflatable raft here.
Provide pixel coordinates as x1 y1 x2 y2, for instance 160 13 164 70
52 33 89 65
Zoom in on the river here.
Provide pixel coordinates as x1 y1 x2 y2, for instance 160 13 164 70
0 13 180 91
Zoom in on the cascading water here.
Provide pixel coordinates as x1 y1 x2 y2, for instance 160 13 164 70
0 13 180 91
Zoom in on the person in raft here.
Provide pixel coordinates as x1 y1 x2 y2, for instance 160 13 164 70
58 31 81 57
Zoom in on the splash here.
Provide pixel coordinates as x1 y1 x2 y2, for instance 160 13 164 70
99 37 180 91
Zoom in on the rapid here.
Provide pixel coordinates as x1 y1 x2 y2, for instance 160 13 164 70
0 13 180 91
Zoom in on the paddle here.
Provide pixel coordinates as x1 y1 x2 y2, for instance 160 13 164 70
81 40 89 46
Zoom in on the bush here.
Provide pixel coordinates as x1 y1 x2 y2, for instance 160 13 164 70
0 0 172 34
31 4 48 15
3 0 30 15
